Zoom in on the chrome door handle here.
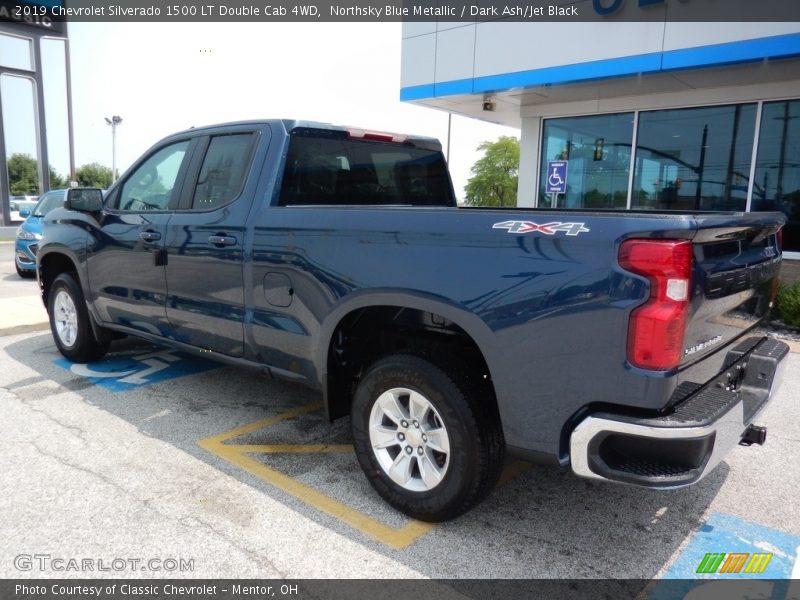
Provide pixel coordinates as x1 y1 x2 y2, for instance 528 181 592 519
208 235 236 247
139 230 161 242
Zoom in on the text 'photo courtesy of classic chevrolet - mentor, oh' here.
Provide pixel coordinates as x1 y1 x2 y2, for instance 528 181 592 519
36 120 788 522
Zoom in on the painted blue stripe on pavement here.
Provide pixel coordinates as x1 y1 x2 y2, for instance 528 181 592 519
648 513 800 599
54 347 218 393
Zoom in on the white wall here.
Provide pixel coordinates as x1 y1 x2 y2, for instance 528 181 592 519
401 21 800 95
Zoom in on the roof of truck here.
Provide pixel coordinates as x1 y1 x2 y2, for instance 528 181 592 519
167 119 443 151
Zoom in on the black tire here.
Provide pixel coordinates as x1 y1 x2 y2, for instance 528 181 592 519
47 272 110 362
351 353 504 522
16 262 35 279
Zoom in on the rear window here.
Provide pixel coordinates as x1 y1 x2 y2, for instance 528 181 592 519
278 128 454 207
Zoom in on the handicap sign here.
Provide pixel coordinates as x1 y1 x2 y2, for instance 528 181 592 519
546 160 568 194
54 346 219 392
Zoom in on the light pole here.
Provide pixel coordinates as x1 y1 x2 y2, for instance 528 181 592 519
104 115 122 182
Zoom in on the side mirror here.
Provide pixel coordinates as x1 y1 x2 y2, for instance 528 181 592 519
65 188 104 213
19 209 31 218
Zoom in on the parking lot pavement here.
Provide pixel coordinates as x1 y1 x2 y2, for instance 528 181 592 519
0 313 798 581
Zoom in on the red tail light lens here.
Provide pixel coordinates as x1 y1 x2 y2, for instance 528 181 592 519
619 239 693 371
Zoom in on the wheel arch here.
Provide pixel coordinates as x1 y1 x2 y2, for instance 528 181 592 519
316 290 500 423
38 248 83 308
38 248 108 343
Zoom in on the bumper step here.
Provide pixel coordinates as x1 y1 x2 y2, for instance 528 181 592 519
570 336 788 488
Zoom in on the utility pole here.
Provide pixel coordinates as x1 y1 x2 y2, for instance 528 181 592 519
104 115 122 182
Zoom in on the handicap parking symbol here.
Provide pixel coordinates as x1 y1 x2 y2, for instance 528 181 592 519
54 346 219 392
546 160 568 194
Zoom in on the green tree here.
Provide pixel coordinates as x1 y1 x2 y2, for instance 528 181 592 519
464 136 520 208
6 153 40 195
76 162 113 188
49 165 67 189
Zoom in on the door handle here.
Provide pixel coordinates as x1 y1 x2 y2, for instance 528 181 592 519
139 230 161 242
208 235 237 247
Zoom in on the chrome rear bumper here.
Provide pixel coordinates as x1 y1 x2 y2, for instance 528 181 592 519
569 337 788 488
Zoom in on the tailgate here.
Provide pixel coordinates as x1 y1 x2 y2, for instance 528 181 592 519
682 212 785 367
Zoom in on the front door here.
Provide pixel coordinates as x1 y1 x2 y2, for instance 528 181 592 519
87 139 193 337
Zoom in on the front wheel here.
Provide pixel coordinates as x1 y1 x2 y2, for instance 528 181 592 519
47 272 110 363
351 354 504 522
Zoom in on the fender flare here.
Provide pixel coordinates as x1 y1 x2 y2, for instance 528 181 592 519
314 289 499 416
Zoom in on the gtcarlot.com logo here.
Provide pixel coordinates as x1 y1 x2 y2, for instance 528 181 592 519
696 552 773 574
14 554 195 572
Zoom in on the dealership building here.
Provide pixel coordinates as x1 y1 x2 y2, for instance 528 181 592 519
400 12 800 270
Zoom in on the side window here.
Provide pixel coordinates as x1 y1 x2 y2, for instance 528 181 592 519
191 133 254 210
118 141 190 211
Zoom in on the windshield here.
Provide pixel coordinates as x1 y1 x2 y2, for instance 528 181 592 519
33 191 65 217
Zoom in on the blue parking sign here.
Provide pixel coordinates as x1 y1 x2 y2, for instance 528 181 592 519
546 161 568 194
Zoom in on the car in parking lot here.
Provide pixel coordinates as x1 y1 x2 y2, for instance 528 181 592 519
15 189 66 278
10 198 38 223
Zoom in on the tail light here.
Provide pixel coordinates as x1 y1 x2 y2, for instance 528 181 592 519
619 239 693 371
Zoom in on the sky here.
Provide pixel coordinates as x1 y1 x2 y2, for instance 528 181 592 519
3 22 518 200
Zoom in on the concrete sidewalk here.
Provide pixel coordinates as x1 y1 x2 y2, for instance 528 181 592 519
0 242 48 335
0 226 18 242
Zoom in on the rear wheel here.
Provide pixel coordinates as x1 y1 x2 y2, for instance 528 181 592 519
47 272 110 362
351 353 504 522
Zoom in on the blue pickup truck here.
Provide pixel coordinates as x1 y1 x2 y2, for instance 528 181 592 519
37 120 788 521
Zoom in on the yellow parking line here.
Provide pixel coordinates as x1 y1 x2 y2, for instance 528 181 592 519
231 444 354 454
198 401 528 549
498 459 531 485
200 401 323 445
199 435 434 549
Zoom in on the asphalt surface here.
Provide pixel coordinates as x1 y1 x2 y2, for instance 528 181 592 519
0 243 798 583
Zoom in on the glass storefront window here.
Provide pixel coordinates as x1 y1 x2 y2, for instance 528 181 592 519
631 104 757 212
0 33 33 71
539 113 634 209
752 100 800 253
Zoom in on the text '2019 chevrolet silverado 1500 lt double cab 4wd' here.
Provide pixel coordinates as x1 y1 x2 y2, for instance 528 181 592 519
38 120 788 521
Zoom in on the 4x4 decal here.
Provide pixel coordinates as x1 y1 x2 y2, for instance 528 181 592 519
492 220 590 236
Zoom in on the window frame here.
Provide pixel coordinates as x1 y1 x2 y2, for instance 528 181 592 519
630 102 758 213
538 111 635 210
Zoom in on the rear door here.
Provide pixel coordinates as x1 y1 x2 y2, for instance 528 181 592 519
683 211 785 366
162 128 262 357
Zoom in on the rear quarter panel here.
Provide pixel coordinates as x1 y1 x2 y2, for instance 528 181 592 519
247 205 707 461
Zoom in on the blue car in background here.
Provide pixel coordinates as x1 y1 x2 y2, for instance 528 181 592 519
15 189 67 278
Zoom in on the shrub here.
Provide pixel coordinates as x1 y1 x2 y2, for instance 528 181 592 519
774 281 800 328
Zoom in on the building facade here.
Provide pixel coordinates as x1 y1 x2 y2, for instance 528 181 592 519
401 15 800 262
